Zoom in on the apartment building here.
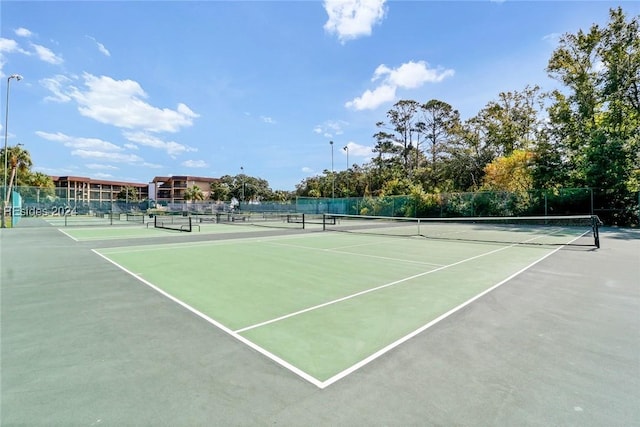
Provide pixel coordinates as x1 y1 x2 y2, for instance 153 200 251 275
51 176 150 205
151 175 219 204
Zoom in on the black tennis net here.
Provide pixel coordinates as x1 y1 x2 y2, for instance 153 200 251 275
196 212 307 230
322 214 602 248
153 215 193 232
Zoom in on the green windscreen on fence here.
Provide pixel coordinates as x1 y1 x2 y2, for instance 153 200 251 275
11 191 22 226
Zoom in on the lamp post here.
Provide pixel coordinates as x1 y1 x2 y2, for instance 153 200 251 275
343 145 349 197
240 166 245 202
329 141 334 199
2 74 22 229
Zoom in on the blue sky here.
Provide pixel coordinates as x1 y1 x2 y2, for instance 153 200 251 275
1 1 637 191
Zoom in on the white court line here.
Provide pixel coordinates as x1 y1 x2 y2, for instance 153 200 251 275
94 228 590 389
57 228 79 241
234 237 542 334
318 229 591 388
91 248 325 389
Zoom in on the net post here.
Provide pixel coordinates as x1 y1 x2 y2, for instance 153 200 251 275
302 213 305 230
591 215 601 248
322 213 326 231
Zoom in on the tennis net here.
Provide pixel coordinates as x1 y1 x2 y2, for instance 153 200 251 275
153 215 193 232
197 212 307 230
322 214 602 248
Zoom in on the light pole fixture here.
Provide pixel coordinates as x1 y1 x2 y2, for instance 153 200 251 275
2 74 22 229
329 140 334 199
343 145 349 170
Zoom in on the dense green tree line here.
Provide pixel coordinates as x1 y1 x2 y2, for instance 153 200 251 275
295 7 639 221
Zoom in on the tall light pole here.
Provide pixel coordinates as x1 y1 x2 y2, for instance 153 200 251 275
329 140 334 199
240 166 245 202
343 145 349 197
2 74 22 229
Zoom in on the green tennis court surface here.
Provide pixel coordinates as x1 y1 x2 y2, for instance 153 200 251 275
95 231 579 387
3 218 639 425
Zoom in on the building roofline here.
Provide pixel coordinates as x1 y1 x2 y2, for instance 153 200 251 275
51 176 148 187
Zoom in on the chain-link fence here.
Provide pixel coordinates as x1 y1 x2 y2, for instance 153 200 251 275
2 186 638 227
296 188 639 226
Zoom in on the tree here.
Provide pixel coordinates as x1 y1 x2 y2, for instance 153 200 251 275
23 172 55 203
184 185 204 203
117 186 139 202
481 150 534 193
2 144 32 212
545 7 639 224
474 85 544 156
210 181 231 201
378 100 421 174
416 99 461 189
441 117 495 191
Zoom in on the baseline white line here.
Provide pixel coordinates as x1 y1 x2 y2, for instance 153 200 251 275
234 239 533 334
91 248 324 389
318 230 590 388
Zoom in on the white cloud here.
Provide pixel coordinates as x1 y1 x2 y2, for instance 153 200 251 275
343 141 372 158
313 120 348 138
31 43 63 64
301 167 314 173
324 0 387 43
0 38 22 54
375 61 454 87
41 75 73 102
36 130 146 165
92 172 114 179
0 38 30 76
86 36 111 57
71 149 143 163
181 159 208 168
15 28 33 38
36 130 123 152
86 163 119 170
260 115 276 124
346 61 454 110
65 73 199 132
123 131 197 157
97 42 111 57
542 32 561 44
345 84 396 110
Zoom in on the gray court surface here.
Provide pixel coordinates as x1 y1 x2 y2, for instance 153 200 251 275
1 221 639 426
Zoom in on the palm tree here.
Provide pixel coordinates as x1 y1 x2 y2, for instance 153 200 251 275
25 172 54 203
3 144 32 211
184 185 204 203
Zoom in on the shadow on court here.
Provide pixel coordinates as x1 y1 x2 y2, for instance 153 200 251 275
1 223 638 426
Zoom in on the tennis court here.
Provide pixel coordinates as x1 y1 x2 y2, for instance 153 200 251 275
2 216 639 425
